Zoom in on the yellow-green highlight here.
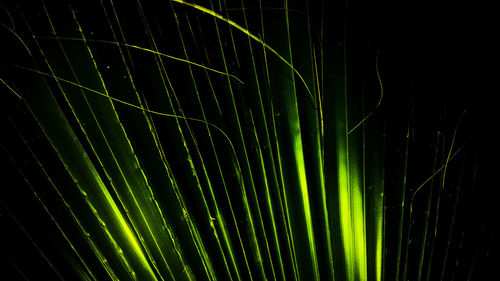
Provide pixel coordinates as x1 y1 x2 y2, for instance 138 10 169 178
337 133 369 281
293 134 320 280
375 192 384 281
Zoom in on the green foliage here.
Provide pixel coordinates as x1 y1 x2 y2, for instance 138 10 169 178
0 0 493 280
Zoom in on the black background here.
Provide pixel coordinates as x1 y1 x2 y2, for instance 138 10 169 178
0 0 496 280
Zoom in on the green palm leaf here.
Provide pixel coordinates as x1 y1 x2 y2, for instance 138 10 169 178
0 0 494 280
